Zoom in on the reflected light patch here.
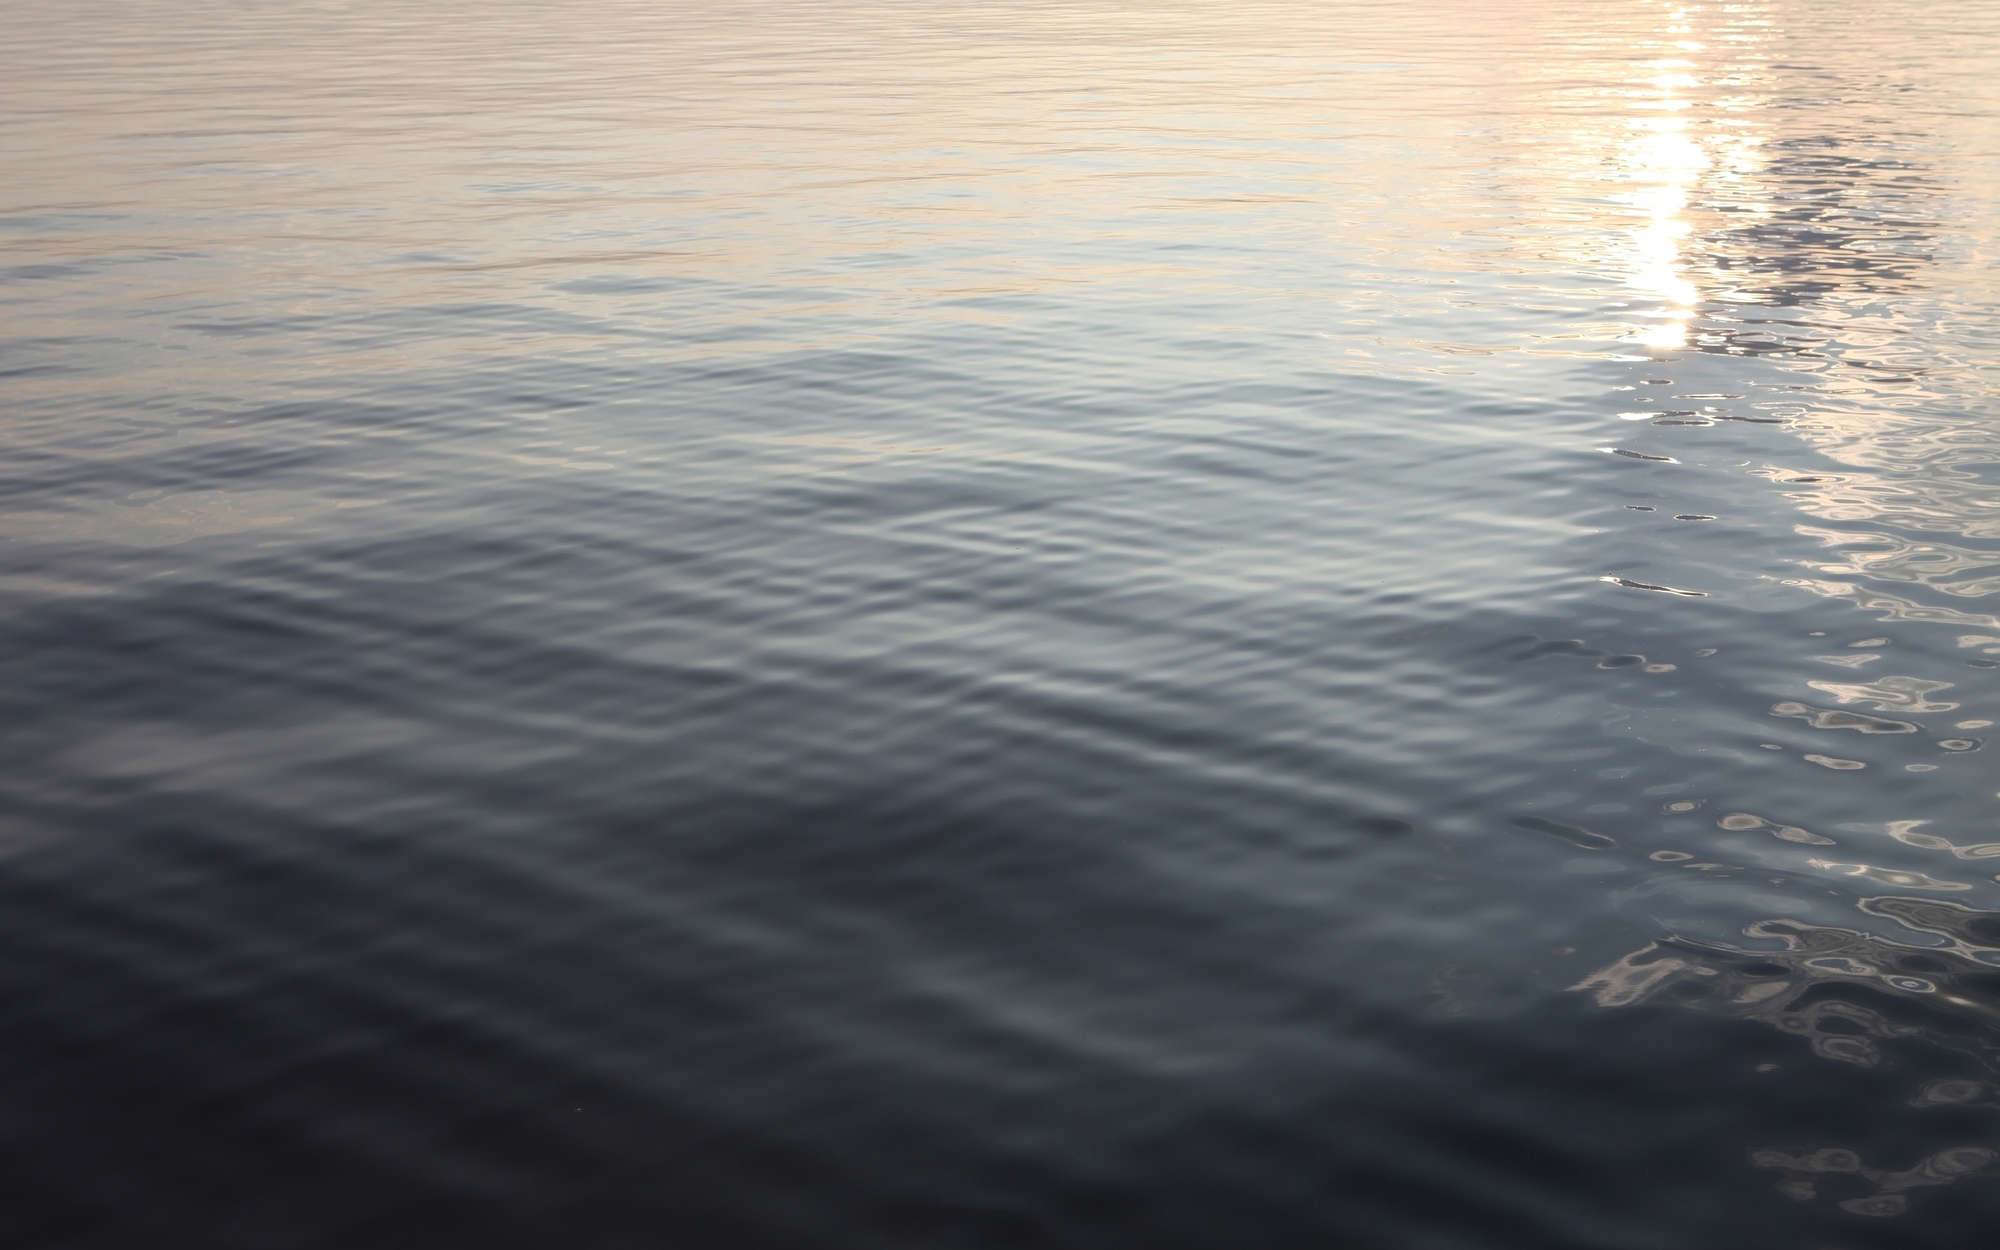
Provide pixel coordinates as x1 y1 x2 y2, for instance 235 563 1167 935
1625 74 1707 350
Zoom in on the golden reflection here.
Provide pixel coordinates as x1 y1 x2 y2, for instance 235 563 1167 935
1623 58 1706 351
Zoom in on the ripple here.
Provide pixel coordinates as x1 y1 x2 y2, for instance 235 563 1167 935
5 0 2000 1246
1769 701 1918 735
1717 811 1835 847
1599 575 1708 598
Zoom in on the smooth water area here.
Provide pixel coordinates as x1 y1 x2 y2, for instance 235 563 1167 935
5 1 2000 1245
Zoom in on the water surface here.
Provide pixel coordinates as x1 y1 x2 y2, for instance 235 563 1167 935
5 2 2000 1246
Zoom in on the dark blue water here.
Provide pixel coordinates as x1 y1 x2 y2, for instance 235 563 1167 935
6 1 2000 1245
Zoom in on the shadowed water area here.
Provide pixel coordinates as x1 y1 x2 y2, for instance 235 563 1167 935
5 0 2000 1245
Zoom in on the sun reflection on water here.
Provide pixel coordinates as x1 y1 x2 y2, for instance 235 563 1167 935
1625 51 1706 351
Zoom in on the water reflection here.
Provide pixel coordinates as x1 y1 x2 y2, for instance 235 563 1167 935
1623 31 1707 350
1752 1144 2000 1221
1561 10 2000 1232
1578 898 2000 1216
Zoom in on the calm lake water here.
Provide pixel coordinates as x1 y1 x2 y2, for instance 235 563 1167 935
5 1 2000 1245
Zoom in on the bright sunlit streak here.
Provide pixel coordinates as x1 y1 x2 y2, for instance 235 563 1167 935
1625 56 1708 351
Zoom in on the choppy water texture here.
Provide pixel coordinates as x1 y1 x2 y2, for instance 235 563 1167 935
5 1 2000 1246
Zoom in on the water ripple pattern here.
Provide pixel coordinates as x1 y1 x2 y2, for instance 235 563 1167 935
4 1 2000 1247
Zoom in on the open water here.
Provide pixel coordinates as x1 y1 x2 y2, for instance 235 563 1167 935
5 2 2000 1246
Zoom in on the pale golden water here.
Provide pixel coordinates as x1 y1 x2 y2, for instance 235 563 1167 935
5 2 2000 1246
